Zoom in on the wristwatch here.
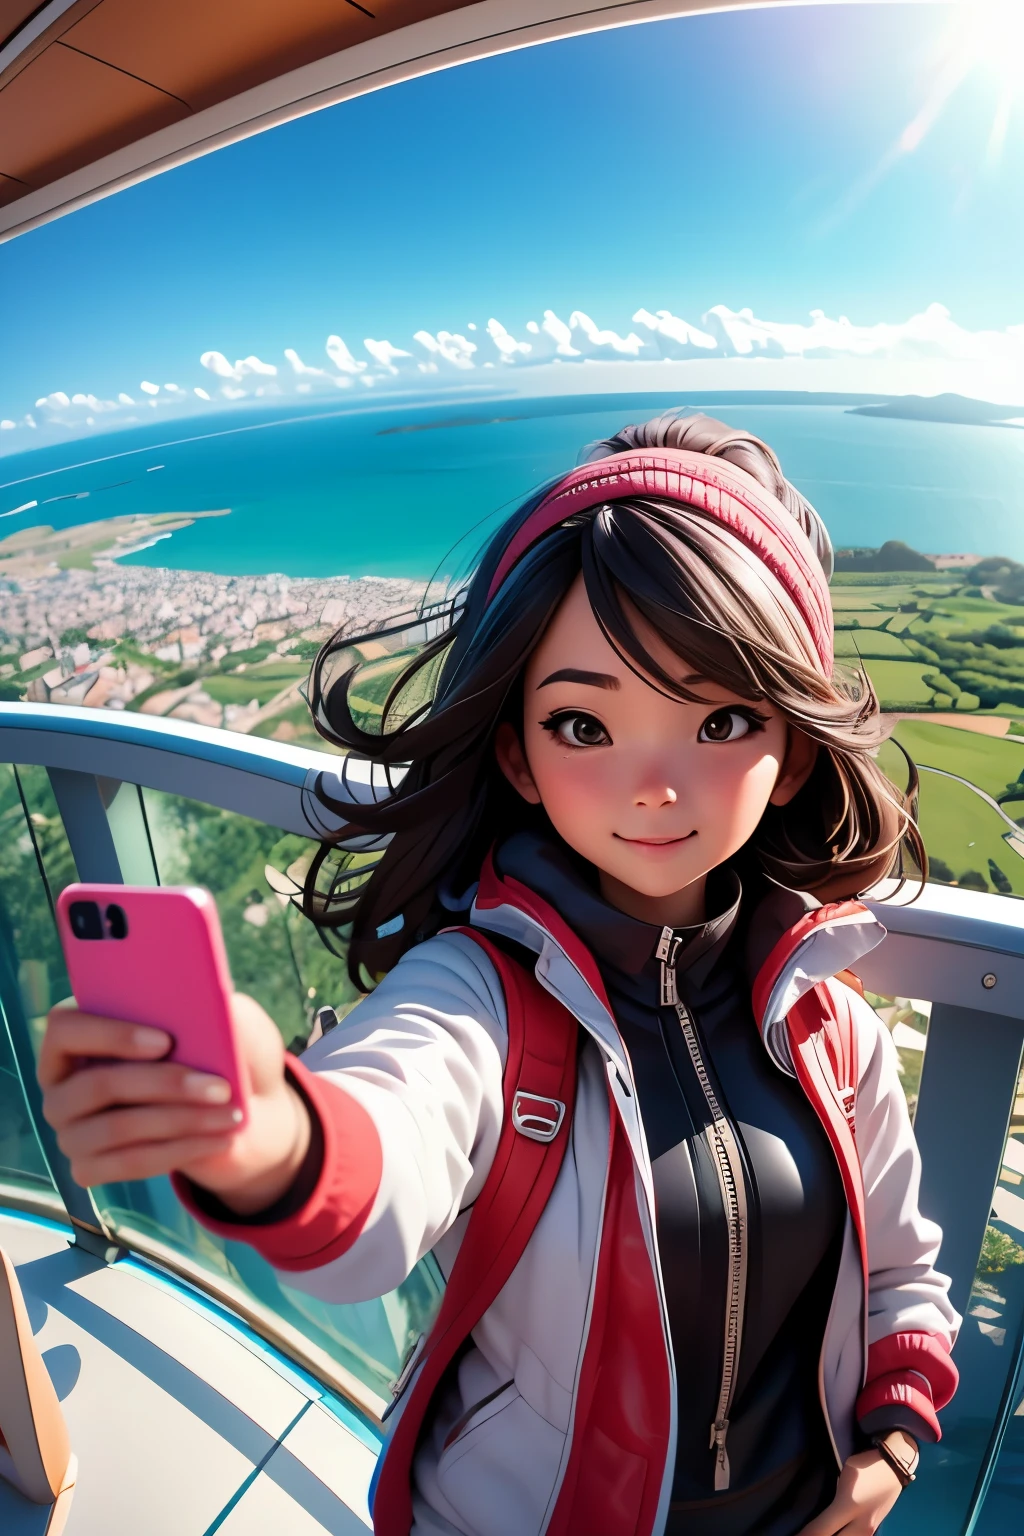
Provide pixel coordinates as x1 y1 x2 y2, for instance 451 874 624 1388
872 1430 920 1487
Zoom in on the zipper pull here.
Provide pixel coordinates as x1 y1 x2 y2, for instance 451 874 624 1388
710 1419 731 1491
657 925 680 1007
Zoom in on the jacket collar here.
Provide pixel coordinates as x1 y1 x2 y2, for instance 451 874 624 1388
473 847 887 1076
493 829 741 990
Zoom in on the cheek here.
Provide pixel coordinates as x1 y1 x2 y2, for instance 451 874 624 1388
706 743 785 832
524 730 617 821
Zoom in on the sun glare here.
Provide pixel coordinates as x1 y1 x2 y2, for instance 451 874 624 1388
965 0 1024 90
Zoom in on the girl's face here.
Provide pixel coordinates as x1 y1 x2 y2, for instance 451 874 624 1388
496 574 817 926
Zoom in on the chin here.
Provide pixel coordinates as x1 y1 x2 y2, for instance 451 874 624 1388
617 860 704 898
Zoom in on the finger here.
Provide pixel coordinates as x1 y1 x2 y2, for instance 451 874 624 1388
57 1102 242 1161
70 1134 237 1189
43 1060 234 1131
39 1010 171 1088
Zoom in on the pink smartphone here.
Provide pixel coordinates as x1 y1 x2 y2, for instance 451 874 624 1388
55 883 249 1127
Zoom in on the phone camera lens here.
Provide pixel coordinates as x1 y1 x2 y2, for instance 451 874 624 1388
106 904 129 940
69 901 103 940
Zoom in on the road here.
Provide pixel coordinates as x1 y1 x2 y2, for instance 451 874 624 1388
917 763 1024 858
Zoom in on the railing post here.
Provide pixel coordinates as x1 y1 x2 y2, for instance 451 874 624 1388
913 1003 1024 1317
35 767 129 1260
46 768 124 886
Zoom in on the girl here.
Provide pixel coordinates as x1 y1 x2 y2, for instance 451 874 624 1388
40 412 959 1536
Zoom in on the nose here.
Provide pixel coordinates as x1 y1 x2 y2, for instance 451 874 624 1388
634 781 678 809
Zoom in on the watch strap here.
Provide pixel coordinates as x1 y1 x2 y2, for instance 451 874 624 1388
872 1431 919 1487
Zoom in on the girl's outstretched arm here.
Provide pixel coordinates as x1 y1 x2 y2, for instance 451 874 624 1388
175 930 508 1303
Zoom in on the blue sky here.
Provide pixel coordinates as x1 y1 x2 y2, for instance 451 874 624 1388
2 2 1023 434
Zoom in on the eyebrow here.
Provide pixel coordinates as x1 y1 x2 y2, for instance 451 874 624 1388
537 668 621 690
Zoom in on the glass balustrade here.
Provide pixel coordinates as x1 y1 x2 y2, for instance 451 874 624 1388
1 719 1024 1523
53 776 441 1408
0 763 71 1216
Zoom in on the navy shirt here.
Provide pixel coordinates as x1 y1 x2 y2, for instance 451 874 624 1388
497 833 846 1536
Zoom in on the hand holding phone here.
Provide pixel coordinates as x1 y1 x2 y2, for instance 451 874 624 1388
40 884 311 1210
56 884 248 1119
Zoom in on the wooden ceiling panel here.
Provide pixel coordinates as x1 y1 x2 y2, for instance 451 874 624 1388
63 0 377 111
0 42 189 186
0 2 46 47
0 169 28 206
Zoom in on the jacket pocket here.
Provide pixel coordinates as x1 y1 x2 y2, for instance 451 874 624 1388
435 1382 566 1536
442 1379 515 1456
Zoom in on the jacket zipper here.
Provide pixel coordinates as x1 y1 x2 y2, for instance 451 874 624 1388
658 925 749 1492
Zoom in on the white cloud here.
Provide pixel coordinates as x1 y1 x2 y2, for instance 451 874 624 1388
7 300 1024 451
414 329 478 369
540 310 579 358
285 348 329 378
633 307 718 356
486 318 532 362
325 335 366 374
569 311 646 359
1 419 14 430
200 351 277 382
364 338 413 374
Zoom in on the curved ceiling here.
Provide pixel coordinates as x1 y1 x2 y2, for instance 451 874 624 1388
0 0 909 243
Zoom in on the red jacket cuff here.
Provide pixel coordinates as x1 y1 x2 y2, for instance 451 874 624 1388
856 1375 941 1442
865 1332 958 1408
856 1331 959 1444
172 1056 382 1272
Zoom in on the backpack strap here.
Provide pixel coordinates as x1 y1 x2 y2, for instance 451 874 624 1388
370 928 580 1536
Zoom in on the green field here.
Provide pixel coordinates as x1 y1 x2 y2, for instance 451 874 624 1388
861 659 937 706
203 666 305 706
835 610 894 628
853 631 912 659
892 720 1024 799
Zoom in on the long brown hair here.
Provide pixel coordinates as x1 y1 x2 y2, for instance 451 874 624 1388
303 411 924 987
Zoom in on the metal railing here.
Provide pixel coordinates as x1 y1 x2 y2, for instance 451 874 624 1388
1 701 1022 1532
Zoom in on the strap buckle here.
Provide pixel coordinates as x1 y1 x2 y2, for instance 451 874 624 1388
512 1091 565 1143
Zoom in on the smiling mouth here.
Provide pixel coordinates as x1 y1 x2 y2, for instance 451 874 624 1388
615 832 696 847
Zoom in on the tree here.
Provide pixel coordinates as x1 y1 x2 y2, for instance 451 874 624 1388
977 1224 1024 1274
959 869 989 891
928 857 954 882
988 860 1013 895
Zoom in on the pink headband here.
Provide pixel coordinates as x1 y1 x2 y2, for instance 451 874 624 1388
485 448 833 672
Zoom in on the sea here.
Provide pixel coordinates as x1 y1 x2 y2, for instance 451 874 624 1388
2 391 1023 579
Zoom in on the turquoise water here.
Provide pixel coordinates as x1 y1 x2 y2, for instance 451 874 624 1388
2 393 1023 576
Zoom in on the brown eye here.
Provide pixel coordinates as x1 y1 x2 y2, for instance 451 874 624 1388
698 709 752 744
549 713 611 747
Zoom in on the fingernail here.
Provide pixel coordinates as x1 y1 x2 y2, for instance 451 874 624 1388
134 1027 171 1052
230 1107 243 1124
184 1073 232 1103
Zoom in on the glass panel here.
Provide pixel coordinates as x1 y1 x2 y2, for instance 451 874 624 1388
888 1056 1024 1536
87 786 440 1401
140 787 363 1046
971 1078 1024 1535
0 764 72 1209
861 991 931 1122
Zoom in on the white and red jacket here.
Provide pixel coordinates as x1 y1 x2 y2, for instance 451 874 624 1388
180 862 960 1536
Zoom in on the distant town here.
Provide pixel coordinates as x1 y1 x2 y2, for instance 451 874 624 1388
0 513 434 746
